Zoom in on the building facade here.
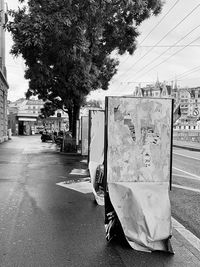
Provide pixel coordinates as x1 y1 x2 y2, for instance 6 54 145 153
134 81 200 131
0 0 9 143
8 98 69 135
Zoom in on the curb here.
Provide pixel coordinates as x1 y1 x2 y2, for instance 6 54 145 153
173 144 200 152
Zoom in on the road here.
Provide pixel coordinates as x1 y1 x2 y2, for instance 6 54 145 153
171 146 200 240
0 135 200 266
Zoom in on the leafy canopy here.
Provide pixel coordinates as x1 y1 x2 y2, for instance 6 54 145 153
7 0 163 117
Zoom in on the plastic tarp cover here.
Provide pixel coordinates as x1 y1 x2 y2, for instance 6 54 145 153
105 97 173 253
88 110 104 205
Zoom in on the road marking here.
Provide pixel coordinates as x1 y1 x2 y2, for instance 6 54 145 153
172 217 200 252
172 167 200 180
56 179 92 194
172 184 200 193
173 152 200 161
173 173 200 181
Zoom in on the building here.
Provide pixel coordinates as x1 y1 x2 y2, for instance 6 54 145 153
134 80 200 131
134 80 173 99
0 0 9 143
176 87 200 130
8 98 44 135
8 98 69 135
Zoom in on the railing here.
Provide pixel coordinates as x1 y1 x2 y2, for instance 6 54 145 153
173 129 200 142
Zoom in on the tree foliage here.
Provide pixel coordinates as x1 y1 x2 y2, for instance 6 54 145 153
7 0 164 136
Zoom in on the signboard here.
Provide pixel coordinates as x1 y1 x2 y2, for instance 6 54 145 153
104 96 173 253
81 116 89 156
193 108 199 116
18 117 37 122
88 110 104 205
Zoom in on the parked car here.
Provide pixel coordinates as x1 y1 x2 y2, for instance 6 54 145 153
41 131 53 142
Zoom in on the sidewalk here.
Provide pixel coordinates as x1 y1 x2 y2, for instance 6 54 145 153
173 139 200 151
65 154 200 266
1 136 200 266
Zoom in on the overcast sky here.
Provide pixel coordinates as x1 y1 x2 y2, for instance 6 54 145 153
6 0 200 101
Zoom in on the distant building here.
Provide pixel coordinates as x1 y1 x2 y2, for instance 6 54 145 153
8 98 69 135
8 98 44 135
134 80 173 99
134 80 200 130
0 0 9 143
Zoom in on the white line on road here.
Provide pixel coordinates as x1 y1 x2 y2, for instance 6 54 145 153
173 173 200 180
173 152 200 161
172 217 200 253
56 178 92 194
172 167 200 180
172 184 200 193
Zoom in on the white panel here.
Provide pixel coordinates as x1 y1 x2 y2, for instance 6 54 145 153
106 96 173 252
81 116 89 156
18 117 37 122
88 110 104 205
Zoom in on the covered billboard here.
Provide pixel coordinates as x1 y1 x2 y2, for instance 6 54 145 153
88 110 105 205
81 116 89 156
104 96 173 253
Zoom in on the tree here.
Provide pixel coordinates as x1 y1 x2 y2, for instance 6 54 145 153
86 99 102 109
7 0 163 137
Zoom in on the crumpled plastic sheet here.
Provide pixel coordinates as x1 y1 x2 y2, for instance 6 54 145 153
106 181 173 253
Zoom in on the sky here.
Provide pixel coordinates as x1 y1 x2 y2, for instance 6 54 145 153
6 0 200 102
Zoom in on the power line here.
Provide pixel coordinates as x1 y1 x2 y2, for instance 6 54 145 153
120 65 200 87
119 2 200 78
139 0 180 45
118 0 180 66
125 24 200 80
174 65 200 79
133 35 200 81
177 68 200 81
138 44 200 48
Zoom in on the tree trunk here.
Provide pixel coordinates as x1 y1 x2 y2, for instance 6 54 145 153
68 107 73 132
72 102 80 138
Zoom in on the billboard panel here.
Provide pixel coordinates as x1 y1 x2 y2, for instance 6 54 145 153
88 110 104 205
105 96 173 253
81 116 89 156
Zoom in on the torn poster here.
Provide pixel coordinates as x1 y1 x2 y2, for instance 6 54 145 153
104 96 173 253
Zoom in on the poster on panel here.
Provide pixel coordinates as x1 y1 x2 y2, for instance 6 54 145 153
88 110 105 206
104 96 173 253
81 116 89 156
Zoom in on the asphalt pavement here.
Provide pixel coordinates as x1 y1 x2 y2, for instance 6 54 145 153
0 135 200 266
173 139 200 151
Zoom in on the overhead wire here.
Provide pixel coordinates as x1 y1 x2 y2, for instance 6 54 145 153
177 67 200 81
139 0 180 45
133 35 200 81
119 2 200 78
125 24 200 80
138 44 200 48
117 0 180 66
174 65 200 79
